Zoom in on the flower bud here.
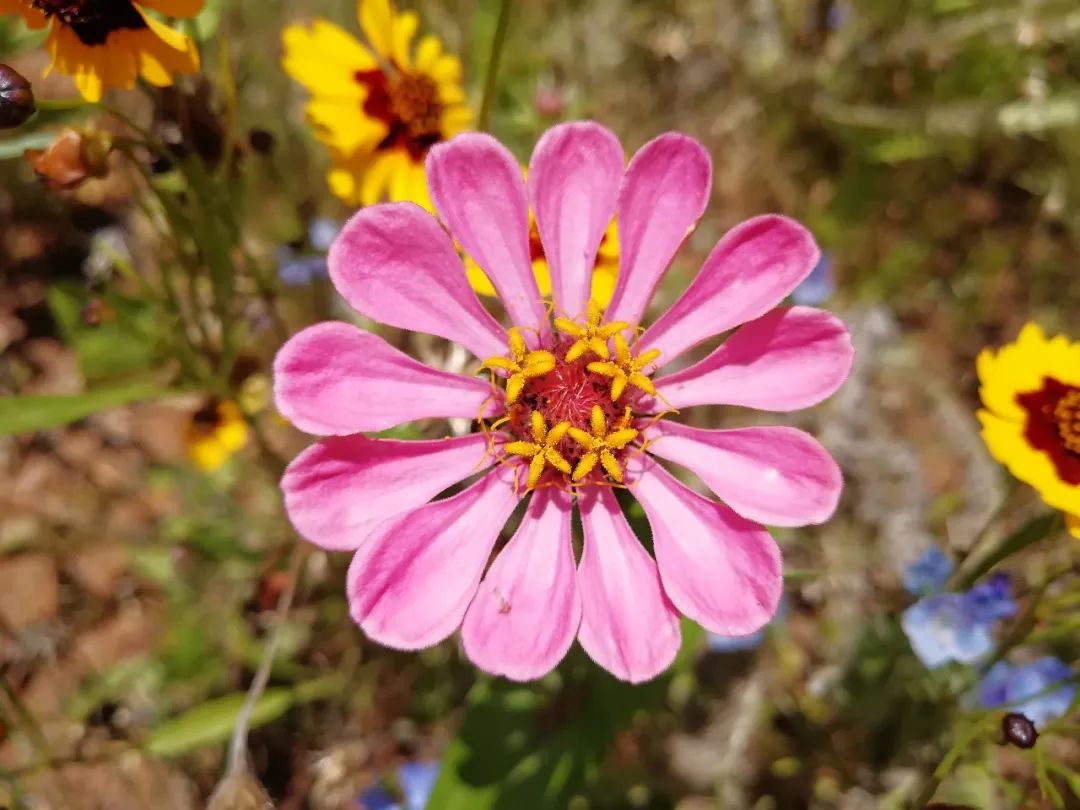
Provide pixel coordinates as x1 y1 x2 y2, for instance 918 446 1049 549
25 127 114 190
1002 712 1038 749
0 64 35 129
534 85 565 119
248 128 276 155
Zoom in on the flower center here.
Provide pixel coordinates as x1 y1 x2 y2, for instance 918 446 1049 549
481 311 661 491
31 0 146 45
1016 376 1080 485
389 73 443 142
355 68 444 161
1054 389 1080 454
512 339 628 469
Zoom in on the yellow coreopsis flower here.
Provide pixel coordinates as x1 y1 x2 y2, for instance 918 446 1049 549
0 0 202 102
283 0 472 211
185 399 249 473
466 216 620 309
976 323 1080 538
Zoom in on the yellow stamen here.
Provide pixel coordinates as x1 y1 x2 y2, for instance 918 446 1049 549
568 405 639 483
555 299 629 363
504 412 573 489
586 334 661 402
482 327 557 404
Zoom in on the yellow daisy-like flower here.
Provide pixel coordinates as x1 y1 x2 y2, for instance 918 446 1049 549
185 399 249 473
976 322 1080 536
283 0 472 211
466 216 620 309
0 0 202 102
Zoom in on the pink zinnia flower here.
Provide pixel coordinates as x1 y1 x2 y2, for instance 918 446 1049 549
274 122 854 683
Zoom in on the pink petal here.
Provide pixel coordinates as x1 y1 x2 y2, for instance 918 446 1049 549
426 133 548 334
327 203 508 360
283 433 493 551
645 421 842 527
604 133 712 327
631 456 783 637
461 489 580 681
348 466 520 650
653 306 854 412
577 488 681 683
641 216 820 366
529 121 624 318
274 321 497 436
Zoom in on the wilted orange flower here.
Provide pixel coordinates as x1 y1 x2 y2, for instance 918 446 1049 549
25 126 112 189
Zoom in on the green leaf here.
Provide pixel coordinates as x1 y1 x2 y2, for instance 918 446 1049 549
0 131 55 160
146 689 293 758
47 284 160 380
191 0 225 41
0 382 166 436
955 513 1062 588
430 653 677 810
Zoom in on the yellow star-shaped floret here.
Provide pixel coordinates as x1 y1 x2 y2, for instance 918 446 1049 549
554 299 630 363
587 334 661 401
505 412 573 489
568 406 639 483
482 327 556 404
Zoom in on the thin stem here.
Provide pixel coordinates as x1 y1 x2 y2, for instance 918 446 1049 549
0 678 51 762
478 0 514 132
225 545 307 776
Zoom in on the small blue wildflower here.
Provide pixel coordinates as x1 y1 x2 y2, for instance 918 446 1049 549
791 253 835 306
355 761 440 810
826 2 850 29
708 628 765 653
277 219 340 287
707 597 787 653
977 657 1076 725
308 217 341 253
963 572 1017 624
901 593 994 669
398 761 440 810
902 547 953 596
357 784 398 810
276 245 329 287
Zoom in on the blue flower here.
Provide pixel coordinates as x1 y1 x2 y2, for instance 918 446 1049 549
707 597 787 653
902 547 954 596
707 627 766 653
977 657 1076 725
356 761 440 810
277 246 329 286
398 761 440 810
308 217 341 253
963 573 1017 623
901 593 994 669
277 219 340 287
791 253 835 306
357 785 398 810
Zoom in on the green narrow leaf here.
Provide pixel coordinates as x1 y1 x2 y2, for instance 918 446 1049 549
146 689 293 758
0 383 166 436
47 284 160 380
956 513 1062 588
1035 747 1066 809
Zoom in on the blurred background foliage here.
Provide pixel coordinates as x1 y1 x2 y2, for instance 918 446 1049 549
0 0 1079 808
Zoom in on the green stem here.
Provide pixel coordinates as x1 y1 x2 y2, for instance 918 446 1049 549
225 544 307 776
478 0 514 132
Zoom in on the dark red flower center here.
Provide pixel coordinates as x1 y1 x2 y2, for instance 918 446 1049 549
1016 377 1080 485
31 0 146 45
354 68 444 161
507 339 638 469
